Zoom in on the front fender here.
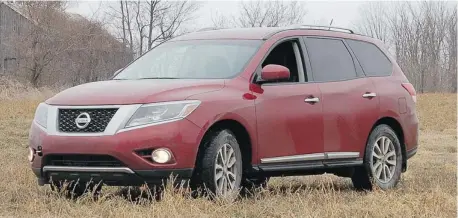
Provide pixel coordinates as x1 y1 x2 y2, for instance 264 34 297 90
185 81 258 164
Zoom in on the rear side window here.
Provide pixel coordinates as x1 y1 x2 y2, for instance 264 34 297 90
346 39 392 77
304 38 357 82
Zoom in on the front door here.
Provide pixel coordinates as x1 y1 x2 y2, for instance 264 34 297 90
252 38 324 164
255 84 323 162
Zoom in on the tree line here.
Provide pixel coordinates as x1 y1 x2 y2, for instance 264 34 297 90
110 0 305 57
2 2 132 87
2 1 456 93
354 1 457 93
110 0 457 93
108 1 199 57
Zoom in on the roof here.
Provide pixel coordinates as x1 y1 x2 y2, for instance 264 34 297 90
171 26 372 42
171 27 286 41
0 2 30 21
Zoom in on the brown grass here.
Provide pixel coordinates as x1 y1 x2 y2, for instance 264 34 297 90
0 91 456 218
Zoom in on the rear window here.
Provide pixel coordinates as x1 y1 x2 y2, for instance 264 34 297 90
346 39 392 77
304 37 357 82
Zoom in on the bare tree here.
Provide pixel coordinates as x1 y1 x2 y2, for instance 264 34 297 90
6 1 132 87
123 1 134 52
147 0 160 50
353 2 390 44
212 0 306 28
120 1 127 47
445 8 457 92
158 1 199 41
18 2 78 87
211 11 232 29
133 1 148 55
354 1 457 93
109 0 199 57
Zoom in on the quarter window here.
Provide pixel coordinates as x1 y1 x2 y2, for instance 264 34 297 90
346 39 392 77
304 38 357 82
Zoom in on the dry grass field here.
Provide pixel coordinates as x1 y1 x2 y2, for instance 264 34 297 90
0 85 456 217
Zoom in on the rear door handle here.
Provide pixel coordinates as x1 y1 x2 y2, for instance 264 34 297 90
362 92 377 98
304 97 320 104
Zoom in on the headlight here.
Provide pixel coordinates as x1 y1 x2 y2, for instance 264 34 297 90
125 100 200 128
33 103 48 129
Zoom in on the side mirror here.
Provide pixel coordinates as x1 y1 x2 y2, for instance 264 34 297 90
260 64 290 81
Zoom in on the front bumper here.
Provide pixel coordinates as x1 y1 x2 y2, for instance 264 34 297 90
29 118 203 185
32 166 193 186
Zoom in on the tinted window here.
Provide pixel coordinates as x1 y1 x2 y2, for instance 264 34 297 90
346 40 392 77
304 38 357 82
114 40 262 80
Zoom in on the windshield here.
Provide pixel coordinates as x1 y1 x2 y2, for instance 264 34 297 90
114 40 263 80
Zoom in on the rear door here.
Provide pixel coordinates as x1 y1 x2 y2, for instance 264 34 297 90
302 37 379 159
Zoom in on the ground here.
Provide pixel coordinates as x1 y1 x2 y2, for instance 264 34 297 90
0 91 455 217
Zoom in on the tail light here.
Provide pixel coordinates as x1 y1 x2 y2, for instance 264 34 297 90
401 83 416 103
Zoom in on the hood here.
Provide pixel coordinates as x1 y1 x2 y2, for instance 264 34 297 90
46 79 225 105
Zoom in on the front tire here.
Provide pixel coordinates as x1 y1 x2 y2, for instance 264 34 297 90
194 130 243 198
352 124 403 190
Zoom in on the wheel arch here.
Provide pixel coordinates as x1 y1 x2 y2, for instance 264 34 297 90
193 119 253 174
368 117 407 172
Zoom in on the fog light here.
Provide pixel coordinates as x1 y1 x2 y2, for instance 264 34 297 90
28 147 35 162
151 148 172 164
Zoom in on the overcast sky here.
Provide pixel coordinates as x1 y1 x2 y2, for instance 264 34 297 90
67 1 364 30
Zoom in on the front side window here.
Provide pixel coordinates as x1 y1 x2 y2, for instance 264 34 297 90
258 40 305 83
114 40 263 80
304 37 357 82
346 39 392 77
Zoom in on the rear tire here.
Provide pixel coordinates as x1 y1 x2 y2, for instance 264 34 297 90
352 124 403 190
192 129 243 198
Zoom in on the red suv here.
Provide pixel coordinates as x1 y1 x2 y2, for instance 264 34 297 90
29 26 418 197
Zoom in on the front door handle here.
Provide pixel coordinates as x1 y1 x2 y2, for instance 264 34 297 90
362 92 377 98
304 97 320 104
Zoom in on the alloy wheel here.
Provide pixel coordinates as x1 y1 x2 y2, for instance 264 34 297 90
371 136 397 183
214 143 238 196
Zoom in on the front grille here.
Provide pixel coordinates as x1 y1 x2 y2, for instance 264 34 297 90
44 154 125 167
58 108 118 133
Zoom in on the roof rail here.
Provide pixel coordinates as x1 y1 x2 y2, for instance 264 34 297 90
196 27 224 32
289 24 354 34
